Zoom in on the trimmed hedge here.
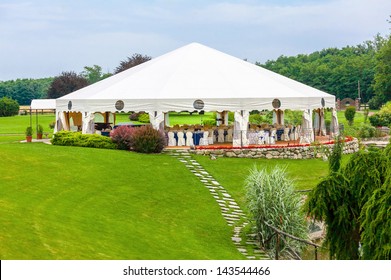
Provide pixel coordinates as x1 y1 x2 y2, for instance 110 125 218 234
51 131 116 149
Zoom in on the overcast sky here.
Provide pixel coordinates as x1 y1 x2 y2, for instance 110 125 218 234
0 0 390 81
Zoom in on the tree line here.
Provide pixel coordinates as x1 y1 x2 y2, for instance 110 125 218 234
0 54 151 105
259 33 391 109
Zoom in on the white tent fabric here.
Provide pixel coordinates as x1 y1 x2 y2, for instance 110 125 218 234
56 43 335 114
31 99 56 110
148 111 165 131
331 108 340 137
301 109 314 143
54 112 69 133
320 109 326 136
82 112 95 134
233 110 249 147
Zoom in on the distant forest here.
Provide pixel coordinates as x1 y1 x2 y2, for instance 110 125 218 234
259 34 388 107
1 34 390 108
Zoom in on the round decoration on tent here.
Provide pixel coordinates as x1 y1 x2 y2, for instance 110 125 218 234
68 101 72 110
272 99 281 109
115 100 124 111
321 98 325 108
193 99 204 110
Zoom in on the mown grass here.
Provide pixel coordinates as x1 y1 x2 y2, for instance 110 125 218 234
0 112 354 260
0 143 244 260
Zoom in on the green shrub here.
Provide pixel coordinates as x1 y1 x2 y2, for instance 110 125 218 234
37 124 44 134
25 126 33 136
110 125 134 150
52 131 116 149
369 112 391 127
357 124 376 139
202 119 216 126
131 126 165 153
0 97 19 117
49 121 56 129
344 106 356 126
249 114 263 124
284 109 302 126
138 113 150 123
379 101 391 114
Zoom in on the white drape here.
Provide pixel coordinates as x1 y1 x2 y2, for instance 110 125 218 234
82 112 95 134
148 111 165 131
331 108 339 137
233 110 249 147
320 109 326 136
54 111 69 133
302 109 314 143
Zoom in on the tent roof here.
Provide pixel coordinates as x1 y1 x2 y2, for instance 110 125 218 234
57 42 335 112
31 99 56 110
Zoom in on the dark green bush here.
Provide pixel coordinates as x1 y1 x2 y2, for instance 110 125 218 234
51 131 116 149
344 106 356 126
131 126 165 153
369 113 391 127
0 97 19 117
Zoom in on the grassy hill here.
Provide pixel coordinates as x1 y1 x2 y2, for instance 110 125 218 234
0 143 244 259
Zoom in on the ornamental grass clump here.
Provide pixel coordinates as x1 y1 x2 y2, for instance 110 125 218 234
245 165 308 259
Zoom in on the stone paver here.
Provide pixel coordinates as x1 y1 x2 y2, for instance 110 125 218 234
166 149 269 260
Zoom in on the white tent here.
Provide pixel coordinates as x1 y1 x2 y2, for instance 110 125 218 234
31 99 56 110
55 42 336 146
56 42 335 114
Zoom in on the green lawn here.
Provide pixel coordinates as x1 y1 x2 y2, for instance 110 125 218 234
0 143 244 260
0 112 354 260
195 156 329 209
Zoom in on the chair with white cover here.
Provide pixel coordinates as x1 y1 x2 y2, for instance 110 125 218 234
264 130 270 144
217 128 225 143
177 131 186 146
291 125 299 141
226 128 233 142
248 129 258 145
186 131 194 146
282 127 290 141
269 129 277 144
167 131 176 146
258 130 265 144
208 129 214 144
199 131 209 146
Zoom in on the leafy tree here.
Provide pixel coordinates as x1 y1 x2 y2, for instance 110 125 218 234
47 71 88 99
372 35 391 108
328 135 344 173
307 143 391 259
0 96 19 117
81 65 112 84
259 36 386 103
344 106 356 126
114 53 151 74
245 166 308 259
0 78 53 105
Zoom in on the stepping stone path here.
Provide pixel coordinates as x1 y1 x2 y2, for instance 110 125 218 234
167 149 269 260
